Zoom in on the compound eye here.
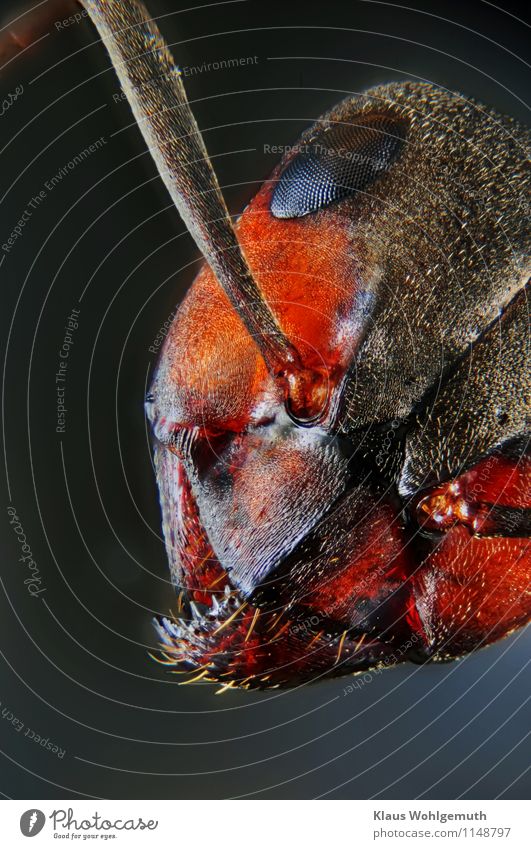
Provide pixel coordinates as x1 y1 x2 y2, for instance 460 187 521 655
270 113 406 218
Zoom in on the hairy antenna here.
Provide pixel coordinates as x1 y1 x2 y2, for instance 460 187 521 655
80 0 324 420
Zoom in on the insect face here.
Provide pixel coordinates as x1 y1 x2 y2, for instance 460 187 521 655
148 84 530 688
78 0 529 689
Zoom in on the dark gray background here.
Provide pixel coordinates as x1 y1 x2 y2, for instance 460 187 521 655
0 0 529 799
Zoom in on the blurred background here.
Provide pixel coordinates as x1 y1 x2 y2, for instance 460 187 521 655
0 0 529 799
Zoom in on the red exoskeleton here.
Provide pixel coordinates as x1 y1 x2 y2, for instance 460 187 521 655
6 0 529 689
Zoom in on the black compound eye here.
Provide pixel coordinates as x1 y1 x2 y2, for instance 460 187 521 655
270 113 406 218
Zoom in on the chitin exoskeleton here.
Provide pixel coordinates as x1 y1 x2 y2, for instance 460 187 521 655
7 0 529 689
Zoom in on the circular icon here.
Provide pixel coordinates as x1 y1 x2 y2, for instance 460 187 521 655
20 810 46 837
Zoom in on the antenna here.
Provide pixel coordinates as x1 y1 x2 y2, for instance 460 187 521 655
80 0 326 421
